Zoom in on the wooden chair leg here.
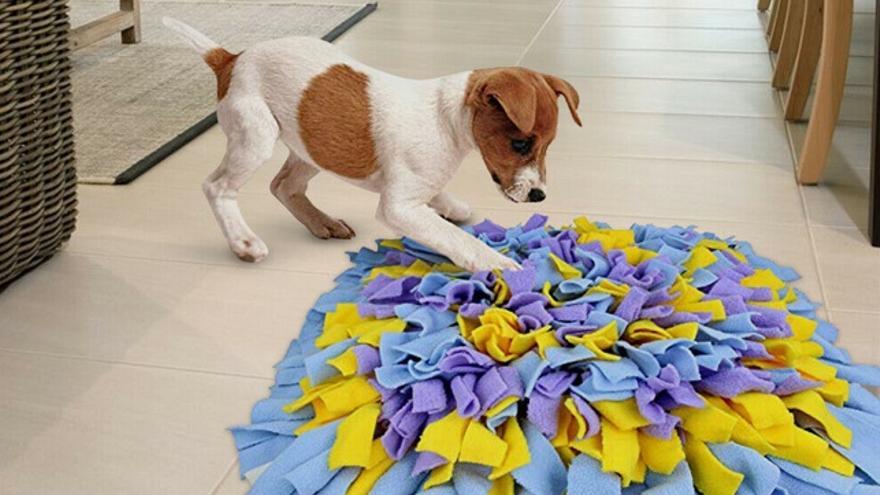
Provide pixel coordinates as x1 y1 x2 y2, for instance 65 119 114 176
120 0 141 44
769 0 789 52
768 0 782 35
758 0 771 12
796 0 853 185
785 0 823 120
772 0 806 88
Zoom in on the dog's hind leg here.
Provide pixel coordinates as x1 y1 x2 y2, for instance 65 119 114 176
204 99 278 262
270 152 355 239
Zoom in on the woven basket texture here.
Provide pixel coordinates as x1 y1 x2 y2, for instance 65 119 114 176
0 0 77 288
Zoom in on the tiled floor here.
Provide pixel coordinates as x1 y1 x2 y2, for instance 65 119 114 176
1 0 879 493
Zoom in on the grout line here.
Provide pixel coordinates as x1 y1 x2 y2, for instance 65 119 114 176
551 75 870 89
0 347 276 381
548 74 773 84
763 40 835 313
780 110 835 316
63 249 344 277
828 308 880 316
209 458 239 495
559 6 766 13
547 23 765 32
531 46 772 55
531 46 773 53
515 0 565 66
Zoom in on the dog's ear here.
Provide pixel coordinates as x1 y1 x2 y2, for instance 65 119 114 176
468 69 537 134
543 74 582 127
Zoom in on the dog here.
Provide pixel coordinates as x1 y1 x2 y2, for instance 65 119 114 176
163 18 581 272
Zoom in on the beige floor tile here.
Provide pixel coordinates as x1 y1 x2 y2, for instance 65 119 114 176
811 226 880 313
0 351 267 495
565 0 755 9
533 24 768 52
67 182 384 273
445 154 805 224
787 85 874 125
844 56 873 87
563 77 780 117
521 47 772 81
213 461 248 495
829 310 880 366
366 0 554 23
850 13 876 56
553 6 761 29
0 252 334 377
337 18 540 47
789 123 871 171
334 39 524 78
802 163 870 231
551 112 791 165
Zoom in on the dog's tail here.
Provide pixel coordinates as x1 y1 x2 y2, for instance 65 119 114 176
162 17 219 56
162 17 238 99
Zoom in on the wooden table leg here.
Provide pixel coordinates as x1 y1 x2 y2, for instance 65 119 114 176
796 0 852 185
870 0 880 246
120 0 141 44
773 0 806 88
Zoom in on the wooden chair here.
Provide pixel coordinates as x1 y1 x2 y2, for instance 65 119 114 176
768 0 789 52
771 0 806 89
784 0 823 121
762 0 854 185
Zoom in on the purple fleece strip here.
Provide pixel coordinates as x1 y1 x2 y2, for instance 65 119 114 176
696 366 775 398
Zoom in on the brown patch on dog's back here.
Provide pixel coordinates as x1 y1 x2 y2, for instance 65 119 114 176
298 64 380 179
204 47 239 100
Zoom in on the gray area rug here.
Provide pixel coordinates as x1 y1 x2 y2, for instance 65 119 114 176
70 1 375 184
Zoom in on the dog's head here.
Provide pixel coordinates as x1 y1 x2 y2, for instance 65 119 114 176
466 68 581 203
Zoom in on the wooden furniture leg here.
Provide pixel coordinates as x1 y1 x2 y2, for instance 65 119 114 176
769 0 789 52
768 0 782 35
796 0 853 185
120 0 141 44
785 0 823 120
758 0 771 12
69 0 141 50
773 0 806 88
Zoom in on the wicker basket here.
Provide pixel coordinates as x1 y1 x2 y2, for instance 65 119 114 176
0 0 77 289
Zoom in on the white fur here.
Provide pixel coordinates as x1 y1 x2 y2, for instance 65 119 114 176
162 17 218 55
506 164 544 203
165 18 521 271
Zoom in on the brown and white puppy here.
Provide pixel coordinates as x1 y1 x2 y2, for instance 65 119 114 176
165 18 581 271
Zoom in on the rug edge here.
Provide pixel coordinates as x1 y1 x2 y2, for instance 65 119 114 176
112 1 379 185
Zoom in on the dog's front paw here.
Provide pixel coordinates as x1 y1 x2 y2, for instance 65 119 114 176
461 249 521 272
441 201 472 224
431 194 472 224
230 235 269 263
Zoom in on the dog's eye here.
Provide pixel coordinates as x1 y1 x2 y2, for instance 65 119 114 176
511 138 532 155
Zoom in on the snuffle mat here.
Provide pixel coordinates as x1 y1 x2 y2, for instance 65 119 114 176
231 215 880 495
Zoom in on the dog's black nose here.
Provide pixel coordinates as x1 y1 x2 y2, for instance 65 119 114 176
528 188 546 202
